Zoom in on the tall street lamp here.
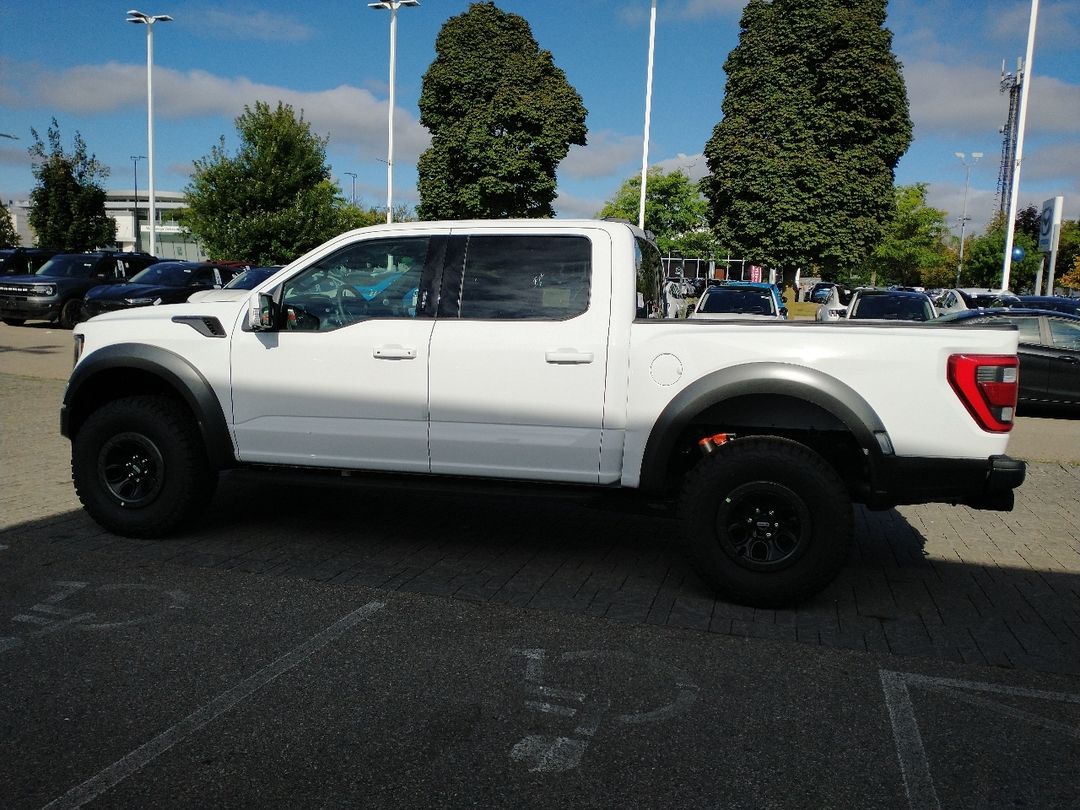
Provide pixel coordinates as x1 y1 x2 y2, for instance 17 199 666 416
127 9 172 257
344 171 358 205
638 0 658 231
131 154 146 252
954 151 982 286
368 0 419 224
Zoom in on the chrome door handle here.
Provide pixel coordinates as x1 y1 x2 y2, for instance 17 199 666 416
373 344 417 360
545 349 594 364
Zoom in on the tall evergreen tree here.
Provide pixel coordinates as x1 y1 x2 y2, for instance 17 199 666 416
185 101 349 264
27 119 116 251
0 198 19 247
417 2 587 219
702 0 912 278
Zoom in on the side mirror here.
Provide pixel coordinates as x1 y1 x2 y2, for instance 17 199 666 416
247 292 276 331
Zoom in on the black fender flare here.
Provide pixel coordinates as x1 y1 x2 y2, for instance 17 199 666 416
61 343 235 470
638 362 890 492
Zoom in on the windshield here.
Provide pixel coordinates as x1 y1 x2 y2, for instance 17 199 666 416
36 255 97 278
851 294 933 321
699 288 776 315
225 266 280 289
128 262 206 286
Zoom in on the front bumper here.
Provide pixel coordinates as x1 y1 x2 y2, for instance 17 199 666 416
867 454 1026 511
0 295 60 320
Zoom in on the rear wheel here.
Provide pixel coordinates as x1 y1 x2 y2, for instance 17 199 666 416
59 299 83 329
678 436 852 607
72 395 217 538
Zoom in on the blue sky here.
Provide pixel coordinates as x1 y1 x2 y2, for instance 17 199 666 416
1 0 1077 239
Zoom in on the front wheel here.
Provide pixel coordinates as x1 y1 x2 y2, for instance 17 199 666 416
59 299 83 329
678 436 852 607
72 395 217 538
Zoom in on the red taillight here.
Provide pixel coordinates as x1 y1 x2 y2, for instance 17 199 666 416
947 354 1019 433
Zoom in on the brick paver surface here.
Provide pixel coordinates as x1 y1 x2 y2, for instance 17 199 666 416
2 371 1078 676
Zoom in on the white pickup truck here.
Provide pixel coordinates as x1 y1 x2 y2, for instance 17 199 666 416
63 219 1026 606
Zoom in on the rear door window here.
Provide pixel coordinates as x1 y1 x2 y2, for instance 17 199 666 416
451 235 591 321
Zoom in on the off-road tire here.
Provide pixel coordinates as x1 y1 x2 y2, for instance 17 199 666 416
59 299 83 329
72 395 217 538
1 317 25 326
678 436 852 607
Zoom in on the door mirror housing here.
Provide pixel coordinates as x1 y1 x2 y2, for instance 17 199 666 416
247 292 277 331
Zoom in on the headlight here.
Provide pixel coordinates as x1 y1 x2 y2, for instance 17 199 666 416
123 297 156 305
33 285 56 296
73 333 84 367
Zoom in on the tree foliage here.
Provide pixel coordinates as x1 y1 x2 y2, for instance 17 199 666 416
962 211 1042 292
597 169 720 257
185 101 352 265
866 184 951 287
27 119 116 251
702 0 912 277
417 1 587 219
0 198 19 247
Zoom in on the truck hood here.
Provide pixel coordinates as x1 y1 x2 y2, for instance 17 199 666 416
185 289 251 304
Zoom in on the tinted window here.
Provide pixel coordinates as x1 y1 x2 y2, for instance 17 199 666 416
457 235 590 320
992 316 1042 344
280 237 429 331
36 255 98 278
851 295 932 321
699 288 776 315
635 236 663 318
129 262 211 286
1048 318 1080 350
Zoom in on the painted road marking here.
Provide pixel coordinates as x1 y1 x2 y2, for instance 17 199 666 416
510 648 699 773
881 669 1080 810
42 600 387 810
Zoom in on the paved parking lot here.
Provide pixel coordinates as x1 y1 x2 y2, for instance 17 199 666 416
2 322 1079 807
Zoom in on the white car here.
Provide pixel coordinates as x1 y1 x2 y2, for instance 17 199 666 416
689 283 785 320
936 288 1021 315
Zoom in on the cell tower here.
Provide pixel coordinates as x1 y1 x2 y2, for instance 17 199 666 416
996 58 1023 215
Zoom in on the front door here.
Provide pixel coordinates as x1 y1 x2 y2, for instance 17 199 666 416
229 232 442 472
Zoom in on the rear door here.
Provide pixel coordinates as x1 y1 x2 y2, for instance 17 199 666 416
1044 316 1080 404
427 227 611 484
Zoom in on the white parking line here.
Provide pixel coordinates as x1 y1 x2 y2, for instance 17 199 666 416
42 600 387 810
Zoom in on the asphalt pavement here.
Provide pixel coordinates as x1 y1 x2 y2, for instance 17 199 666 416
1 321 1078 809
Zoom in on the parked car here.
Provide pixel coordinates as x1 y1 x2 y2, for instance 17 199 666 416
0 247 59 276
938 308 1080 407
1017 295 1080 316
0 251 160 328
815 284 862 321
82 261 242 319
808 281 835 304
690 281 787 320
936 288 1022 315
844 288 936 321
223 265 282 290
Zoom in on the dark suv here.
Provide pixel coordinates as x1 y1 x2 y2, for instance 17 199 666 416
0 251 160 328
0 247 60 276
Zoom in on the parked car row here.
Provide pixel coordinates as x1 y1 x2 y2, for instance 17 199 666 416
0 251 266 329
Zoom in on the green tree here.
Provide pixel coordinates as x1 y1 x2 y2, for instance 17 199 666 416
27 119 116 251
702 0 912 280
1051 219 1079 290
866 184 951 287
597 168 720 257
963 211 1042 291
0 198 19 247
185 101 352 264
417 1 587 219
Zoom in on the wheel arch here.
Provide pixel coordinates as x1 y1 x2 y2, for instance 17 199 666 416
61 343 235 470
638 363 891 495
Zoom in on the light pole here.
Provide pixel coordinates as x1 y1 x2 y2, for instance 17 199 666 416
1001 0 1040 291
131 154 146 252
344 171 358 205
127 9 172 256
638 0 657 231
953 151 982 286
368 0 418 224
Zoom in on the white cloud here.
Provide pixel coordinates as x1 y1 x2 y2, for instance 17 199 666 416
197 9 317 42
13 61 430 164
904 60 1080 136
985 0 1079 50
560 130 640 180
554 189 607 219
653 152 708 181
